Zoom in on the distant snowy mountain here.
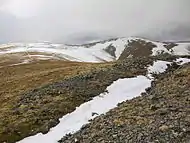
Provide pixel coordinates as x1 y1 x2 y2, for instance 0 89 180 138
0 37 190 63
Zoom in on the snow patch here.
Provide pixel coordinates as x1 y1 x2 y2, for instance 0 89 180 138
175 58 190 65
147 58 190 79
147 60 171 79
148 61 171 74
172 44 190 55
152 43 171 56
26 55 57 60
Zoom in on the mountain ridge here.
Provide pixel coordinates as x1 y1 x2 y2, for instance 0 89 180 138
0 37 190 66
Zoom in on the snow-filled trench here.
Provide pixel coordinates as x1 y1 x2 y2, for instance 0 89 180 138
17 58 190 143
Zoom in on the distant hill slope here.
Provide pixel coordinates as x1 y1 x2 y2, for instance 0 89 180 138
0 37 190 65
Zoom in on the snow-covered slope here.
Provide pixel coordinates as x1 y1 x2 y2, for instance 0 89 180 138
0 37 190 63
0 38 128 63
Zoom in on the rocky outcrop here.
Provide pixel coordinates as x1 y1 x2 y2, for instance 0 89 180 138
104 44 116 58
119 39 157 60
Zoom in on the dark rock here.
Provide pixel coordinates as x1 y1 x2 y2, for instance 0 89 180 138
92 112 99 117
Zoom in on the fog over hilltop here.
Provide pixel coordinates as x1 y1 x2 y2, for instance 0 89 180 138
0 0 189 44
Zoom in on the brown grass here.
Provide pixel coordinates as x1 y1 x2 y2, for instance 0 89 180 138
0 52 68 67
0 58 112 140
0 59 105 101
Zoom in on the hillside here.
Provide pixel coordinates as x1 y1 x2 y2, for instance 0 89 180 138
60 62 190 143
0 37 190 65
0 37 189 143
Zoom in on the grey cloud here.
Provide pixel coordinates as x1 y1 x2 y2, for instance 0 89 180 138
0 0 190 44
0 11 18 43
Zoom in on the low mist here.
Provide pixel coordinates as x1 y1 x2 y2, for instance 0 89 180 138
0 0 189 44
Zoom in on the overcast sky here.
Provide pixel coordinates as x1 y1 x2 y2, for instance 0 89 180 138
0 0 190 44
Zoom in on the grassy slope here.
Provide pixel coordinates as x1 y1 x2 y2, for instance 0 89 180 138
0 59 108 143
0 56 154 143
